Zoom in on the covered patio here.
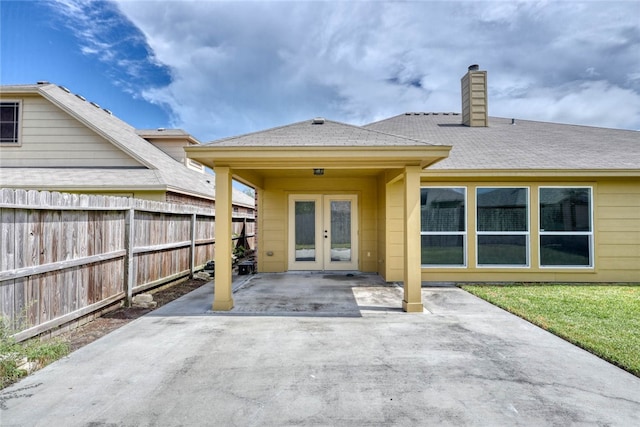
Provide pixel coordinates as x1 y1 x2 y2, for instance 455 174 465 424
185 118 450 312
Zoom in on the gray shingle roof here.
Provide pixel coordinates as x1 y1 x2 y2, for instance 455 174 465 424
0 83 253 207
365 113 640 171
205 118 442 147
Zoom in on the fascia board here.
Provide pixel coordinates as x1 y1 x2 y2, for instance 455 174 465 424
185 146 451 169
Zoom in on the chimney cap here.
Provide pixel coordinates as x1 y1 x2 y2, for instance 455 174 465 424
468 64 480 71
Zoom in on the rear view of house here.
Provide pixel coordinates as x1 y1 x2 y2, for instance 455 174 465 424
186 66 640 312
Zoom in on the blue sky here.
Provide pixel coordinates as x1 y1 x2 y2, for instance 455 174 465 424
2 0 640 141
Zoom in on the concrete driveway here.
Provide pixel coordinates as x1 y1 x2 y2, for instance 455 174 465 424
1 272 639 426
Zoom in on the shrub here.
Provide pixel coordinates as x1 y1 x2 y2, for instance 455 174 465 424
0 317 69 389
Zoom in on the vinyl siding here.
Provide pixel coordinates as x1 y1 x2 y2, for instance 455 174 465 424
0 96 143 168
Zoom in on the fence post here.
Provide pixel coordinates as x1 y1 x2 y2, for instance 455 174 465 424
190 213 197 278
123 207 135 306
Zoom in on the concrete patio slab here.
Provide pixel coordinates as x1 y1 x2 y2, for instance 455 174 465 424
1 272 638 426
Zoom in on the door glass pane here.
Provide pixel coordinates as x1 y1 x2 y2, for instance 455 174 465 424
295 201 316 261
330 201 351 262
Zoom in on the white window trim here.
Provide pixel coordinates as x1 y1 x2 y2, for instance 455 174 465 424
476 186 530 268
421 186 467 268
539 186 594 269
0 99 22 146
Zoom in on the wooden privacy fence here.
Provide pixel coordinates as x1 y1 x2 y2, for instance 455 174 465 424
0 189 255 341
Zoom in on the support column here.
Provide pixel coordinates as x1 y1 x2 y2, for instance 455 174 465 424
402 165 423 312
213 166 234 311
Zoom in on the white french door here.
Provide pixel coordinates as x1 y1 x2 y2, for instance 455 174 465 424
288 194 358 271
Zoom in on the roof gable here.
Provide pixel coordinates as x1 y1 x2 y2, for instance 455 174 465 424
1 83 218 200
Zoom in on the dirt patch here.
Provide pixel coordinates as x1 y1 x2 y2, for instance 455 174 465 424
59 277 210 353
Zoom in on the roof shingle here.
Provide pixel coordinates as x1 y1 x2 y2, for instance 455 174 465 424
205 118 442 147
365 113 640 170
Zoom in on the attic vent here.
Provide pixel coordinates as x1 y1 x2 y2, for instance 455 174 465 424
157 127 166 131
103 108 113 115
75 94 86 101
312 117 325 125
37 81 50 85
90 101 100 108
59 85 71 93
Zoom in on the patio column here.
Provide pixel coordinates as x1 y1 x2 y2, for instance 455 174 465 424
402 165 423 312
212 166 234 311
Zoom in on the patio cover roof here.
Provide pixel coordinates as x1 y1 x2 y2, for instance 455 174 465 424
185 118 451 186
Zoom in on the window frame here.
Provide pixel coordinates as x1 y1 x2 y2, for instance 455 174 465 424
420 186 467 268
0 99 22 146
539 186 594 269
476 186 530 268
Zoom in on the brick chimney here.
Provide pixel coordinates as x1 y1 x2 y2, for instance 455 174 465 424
461 65 488 127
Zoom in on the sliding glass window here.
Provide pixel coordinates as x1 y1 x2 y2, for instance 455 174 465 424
539 187 593 267
476 187 529 267
420 187 466 267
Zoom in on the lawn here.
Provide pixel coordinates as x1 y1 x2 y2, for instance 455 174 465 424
462 284 640 377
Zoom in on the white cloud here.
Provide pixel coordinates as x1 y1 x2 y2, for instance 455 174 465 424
102 1 640 138
50 0 170 94
493 80 640 130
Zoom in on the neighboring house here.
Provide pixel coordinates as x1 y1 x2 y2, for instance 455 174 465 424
186 66 640 312
0 82 255 212
136 128 207 174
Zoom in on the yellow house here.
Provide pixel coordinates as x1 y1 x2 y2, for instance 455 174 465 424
186 66 640 312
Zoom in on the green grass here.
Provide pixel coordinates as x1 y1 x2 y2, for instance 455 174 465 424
462 284 640 377
0 318 69 389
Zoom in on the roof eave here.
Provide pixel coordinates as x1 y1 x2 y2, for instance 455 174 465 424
185 145 452 170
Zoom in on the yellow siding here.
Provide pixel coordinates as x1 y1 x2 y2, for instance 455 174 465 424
376 175 387 278
0 96 143 168
419 179 640 283
385 179 405 281
596 181 640 281
257 176 377 273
